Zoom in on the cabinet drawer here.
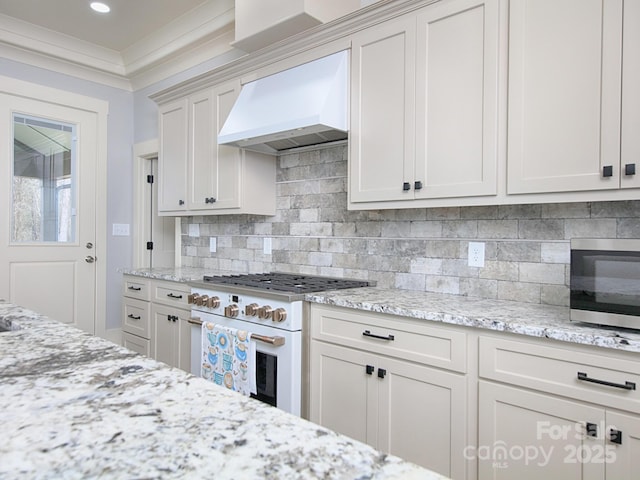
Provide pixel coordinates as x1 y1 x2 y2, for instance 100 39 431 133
479 336 640 413
122 332 150 357
123 298 151 339
310 305 466 373
152 280 190 308
123 276 150 301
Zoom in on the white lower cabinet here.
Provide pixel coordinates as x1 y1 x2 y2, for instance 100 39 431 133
122 331 150 356
479 382 640 480
478 335 640 480
122 276 151 356
309 304 468 479
149 303 191 371
605 411 640 479
478 381 605 479
122 275 191 372
309 304 640 480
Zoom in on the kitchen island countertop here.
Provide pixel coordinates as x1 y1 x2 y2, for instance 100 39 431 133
0 301 443 480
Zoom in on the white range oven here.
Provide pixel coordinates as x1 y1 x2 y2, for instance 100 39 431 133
188 272 370 417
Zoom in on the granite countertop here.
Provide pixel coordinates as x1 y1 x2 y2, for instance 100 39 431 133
120 266 211 283
122 268 640 354
0 302 444 480
305 288 640 354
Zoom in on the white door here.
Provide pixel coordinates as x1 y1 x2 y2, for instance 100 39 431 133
606 411 640 479
507 0 623 194
157 98 188 213
414 0 499 199
0 93 98 334
349 15 416 203
378 356 467 478
478 381 605 479
309 340 376 444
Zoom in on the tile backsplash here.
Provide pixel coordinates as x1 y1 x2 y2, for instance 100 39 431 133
182 144 640 306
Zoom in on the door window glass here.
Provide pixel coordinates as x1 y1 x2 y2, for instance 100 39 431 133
11 114 76 243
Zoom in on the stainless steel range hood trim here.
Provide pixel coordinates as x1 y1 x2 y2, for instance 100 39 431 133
218 50 349 154
220 119 339 146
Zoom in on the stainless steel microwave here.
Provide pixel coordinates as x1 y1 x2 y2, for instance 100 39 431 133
570 238 640 330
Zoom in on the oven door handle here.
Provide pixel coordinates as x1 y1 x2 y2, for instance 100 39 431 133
189 317 286 346
251 333 285 346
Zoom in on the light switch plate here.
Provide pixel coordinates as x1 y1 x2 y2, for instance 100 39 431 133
112 223 130 236
468 242 485 268
188 224 200 237
209 237 217 253
263 237 272 255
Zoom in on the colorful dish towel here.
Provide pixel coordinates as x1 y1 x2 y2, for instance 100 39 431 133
201 322 256 396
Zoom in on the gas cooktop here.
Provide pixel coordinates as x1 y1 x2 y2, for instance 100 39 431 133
201 272 371 295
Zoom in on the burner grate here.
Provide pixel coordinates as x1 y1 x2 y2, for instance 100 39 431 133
202 272 370 294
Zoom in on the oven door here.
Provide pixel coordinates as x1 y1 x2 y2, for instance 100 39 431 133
190 310 302 416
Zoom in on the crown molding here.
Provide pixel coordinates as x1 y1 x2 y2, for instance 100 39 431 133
0 13 126 73
0 42 132 91
150 0 436 104
129 30 243 92
122 1 235 77
0 0 236 92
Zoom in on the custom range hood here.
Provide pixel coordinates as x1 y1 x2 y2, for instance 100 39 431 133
218 50 348 154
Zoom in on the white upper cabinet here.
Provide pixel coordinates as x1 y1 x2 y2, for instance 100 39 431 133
349 0 500 208
414 0 499 199
350 15 416 204
158 98 189 213
507 0 624 194
157 80 276 216
187 88 218 211
621 0 640 189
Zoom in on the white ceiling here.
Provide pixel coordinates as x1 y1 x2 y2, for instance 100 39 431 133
0 0 237 90
0 0 378 91
0 0 210 52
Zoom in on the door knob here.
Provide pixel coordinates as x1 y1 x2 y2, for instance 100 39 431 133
85 256 96 263
86 242 93 249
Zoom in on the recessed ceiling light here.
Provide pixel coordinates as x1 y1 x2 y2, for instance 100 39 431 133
90 2 110 13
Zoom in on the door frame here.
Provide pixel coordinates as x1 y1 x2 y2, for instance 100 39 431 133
0 75 108 337
132 139 181 268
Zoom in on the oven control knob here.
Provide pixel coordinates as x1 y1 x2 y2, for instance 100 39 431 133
188 293 199 305
198 295 209 306
224 304 239 318
258 305 273 319
207 296 220 308
272 308 287 323
245 303 259 316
